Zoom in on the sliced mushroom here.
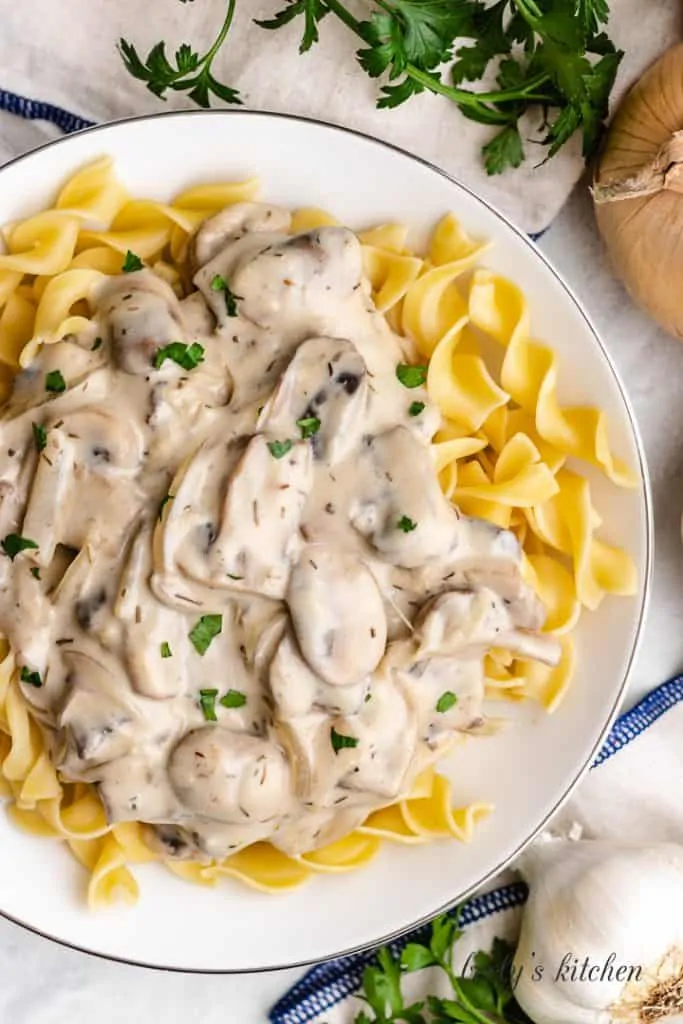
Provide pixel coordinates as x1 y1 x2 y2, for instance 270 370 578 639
115 526 189 700
207 434 313 599
58 649 140 775
415 588 560 666
287 546 386 687
191 202 292 269
269 628 367 719
22 411 143 563
168 727 292 825
147 818 275 860
336 675 416 800
350 426 460 568
397 655 486 742
271 803 372 856
97 272 187 376
96 754 183 823
258 336 368 464
6 338 108 416
227 227 363 330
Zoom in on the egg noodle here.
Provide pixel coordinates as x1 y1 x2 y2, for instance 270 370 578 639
0 158 636 906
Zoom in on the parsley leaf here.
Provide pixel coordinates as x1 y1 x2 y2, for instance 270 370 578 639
92 336 103 351
482 124 524 175
121 250 144 273
158 493 174 520
255 0 329 54
189 614 223 655
353 913 532 1024
296 416 321 439
2 534 38 560
45 370 66 394
436 690 458 713
30 567 41 580
220 689 247 709
258 0 620 174
210 274 242 316
119 0 242 109
330 727 359 754
20 666 42 688
267 439 293 459
396 363 427 388
154 342 205 371
32 422 47 453
160 641 172 659
199 688 219 721
397 515 417 533
408 401 425 417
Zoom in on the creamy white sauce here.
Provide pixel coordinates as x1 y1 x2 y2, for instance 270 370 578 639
0 203 560 861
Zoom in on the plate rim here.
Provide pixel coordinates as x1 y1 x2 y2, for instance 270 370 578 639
0 106 654 974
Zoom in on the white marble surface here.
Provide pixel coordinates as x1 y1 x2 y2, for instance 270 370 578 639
0 177 682 1024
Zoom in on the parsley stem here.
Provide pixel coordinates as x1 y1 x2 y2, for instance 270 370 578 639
205 0 237 64
322 3 551 112
323 0 367 38
407 65 552 107
511 0 544 26
446 963 505 1024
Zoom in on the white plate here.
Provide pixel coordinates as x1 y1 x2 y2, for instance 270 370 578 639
0 111 651 972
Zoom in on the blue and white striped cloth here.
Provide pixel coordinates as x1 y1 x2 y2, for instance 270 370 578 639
270 674 683 1024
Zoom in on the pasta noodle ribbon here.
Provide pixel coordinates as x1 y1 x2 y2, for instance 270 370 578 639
358 223 409 252
429 212 491 268
0 293 36 370
289 208 339 233
469 270 638 488
34 268 104 341
361 245 423 313
56 157 129 227
0 213 80 276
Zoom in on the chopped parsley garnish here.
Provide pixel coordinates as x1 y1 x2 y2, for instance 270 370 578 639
436 691 458 714
364 692 372 703
409 401 425 417
296 416 321 439
2 534 38 560
20 666 42 687
45 370 66 394
199 688 219 722
32 422 47 453
158 492 174 520
92 336 103 351
160 642 172 659
397 515 418 533
30 567 41 580
267 439 293 460
396 364 427 389
121 250 144 273
210 274 241 317
153 341 205 371
220 689 247 709
189 614 223 656
330 727 359 754
226 573 244 581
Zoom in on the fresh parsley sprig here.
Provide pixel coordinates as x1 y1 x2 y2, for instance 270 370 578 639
119 0 620 173
119 0 241 108
259 0 621 174
355 913 533 1024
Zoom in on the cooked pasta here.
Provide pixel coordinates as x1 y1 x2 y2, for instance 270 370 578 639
0 158 637 905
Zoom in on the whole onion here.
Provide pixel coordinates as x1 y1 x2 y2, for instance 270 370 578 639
593 43 683 339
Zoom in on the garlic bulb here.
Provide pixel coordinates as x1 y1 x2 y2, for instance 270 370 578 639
512 840 683 1024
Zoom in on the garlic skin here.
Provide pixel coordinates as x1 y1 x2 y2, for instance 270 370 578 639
512 840 683 1024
